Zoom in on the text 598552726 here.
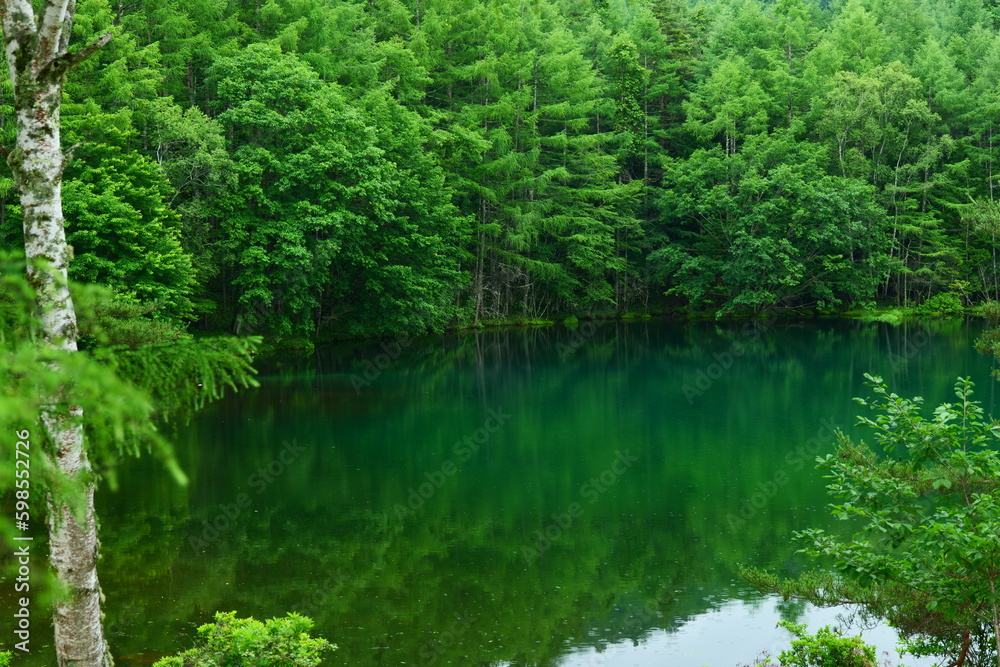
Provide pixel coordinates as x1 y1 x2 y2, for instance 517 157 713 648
12 429 32 652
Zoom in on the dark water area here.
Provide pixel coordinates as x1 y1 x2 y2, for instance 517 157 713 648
4 317 994 665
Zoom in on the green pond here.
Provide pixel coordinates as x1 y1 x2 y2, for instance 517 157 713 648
6 317 997 665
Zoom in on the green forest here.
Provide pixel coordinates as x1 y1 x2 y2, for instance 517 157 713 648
7 0 1000 663
4 0 1000 341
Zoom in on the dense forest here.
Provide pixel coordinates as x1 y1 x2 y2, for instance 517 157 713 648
2 0 1000 340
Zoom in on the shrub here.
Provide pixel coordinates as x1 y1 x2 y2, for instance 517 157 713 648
153 611 334 667
910 291 963 317
981 299 1000 323
742 623 879 666
744 375 1000 666
775 622 877 667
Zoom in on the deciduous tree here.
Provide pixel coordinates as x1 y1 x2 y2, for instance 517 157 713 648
744 375 1000 667
0 0 114 661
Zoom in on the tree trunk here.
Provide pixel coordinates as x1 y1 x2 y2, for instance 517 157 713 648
1 1 113 664
14 99 112 667
12 68 113 667
45 420 109 667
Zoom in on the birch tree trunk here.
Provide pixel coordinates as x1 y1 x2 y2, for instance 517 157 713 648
0 1 112 664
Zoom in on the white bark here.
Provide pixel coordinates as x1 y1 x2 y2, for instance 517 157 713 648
43 408 109 667
1 1 112 665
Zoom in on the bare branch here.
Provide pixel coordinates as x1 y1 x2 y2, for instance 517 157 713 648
61 140 81 170
38 31 112 80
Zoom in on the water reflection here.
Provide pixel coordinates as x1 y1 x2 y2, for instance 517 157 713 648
2 318 991 665
560 598 935 666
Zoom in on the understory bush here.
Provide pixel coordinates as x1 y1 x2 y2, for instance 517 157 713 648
910 292 964 317
153 611 334 667
744 622 879 667
743 375 1000 666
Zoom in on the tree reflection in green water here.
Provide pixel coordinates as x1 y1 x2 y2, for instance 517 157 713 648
9 318 987 666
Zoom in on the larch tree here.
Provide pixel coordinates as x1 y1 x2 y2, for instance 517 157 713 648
0 0 113 664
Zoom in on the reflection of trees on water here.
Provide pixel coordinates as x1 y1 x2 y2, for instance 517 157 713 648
32 319 987 666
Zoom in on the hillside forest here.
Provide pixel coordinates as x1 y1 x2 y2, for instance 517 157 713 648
2 0 1000 340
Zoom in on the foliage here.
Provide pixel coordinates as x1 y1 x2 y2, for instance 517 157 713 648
208 43 463 338
910 291 965 317
742 374 1000 667
745 622 878 667
773 622 877 667
0 253 259 494
61 104 198 321
652 132 890 314
974 326 1000 384
0 0 998 339
152 611 334 667
981 300 1000 323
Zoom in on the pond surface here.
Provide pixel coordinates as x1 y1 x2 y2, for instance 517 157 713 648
6 318 997 665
